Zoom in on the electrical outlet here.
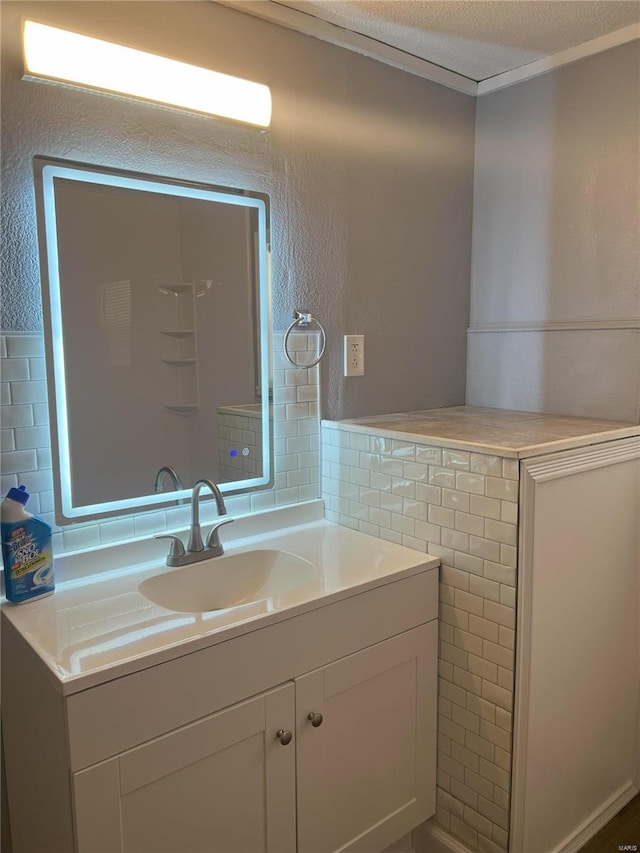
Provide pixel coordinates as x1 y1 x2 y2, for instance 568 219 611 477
344 335 364 376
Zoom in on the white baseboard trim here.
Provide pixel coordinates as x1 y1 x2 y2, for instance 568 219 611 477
554 782 639 853
415 783 638 853
415 820 475 853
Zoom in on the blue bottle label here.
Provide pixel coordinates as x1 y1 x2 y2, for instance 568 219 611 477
2 520 54 603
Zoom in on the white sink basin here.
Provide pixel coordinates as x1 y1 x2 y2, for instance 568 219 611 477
138 549 318 613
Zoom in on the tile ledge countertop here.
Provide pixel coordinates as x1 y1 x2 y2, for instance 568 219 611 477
1 519 438 696
324 406 640 458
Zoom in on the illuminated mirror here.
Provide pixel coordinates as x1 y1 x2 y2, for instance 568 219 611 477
34 158 272 524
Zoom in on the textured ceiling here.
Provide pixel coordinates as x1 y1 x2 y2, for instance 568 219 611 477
275 0 640 80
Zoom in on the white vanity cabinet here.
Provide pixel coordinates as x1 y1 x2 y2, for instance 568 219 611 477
71 622 436 853
2 547 439 853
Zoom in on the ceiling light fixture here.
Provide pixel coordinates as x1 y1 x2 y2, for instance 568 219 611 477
22 20 271 128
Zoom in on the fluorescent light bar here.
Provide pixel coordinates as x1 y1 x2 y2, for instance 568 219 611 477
23 20 271 127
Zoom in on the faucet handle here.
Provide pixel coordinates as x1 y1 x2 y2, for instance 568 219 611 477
154 534 186 558
206 517 234 554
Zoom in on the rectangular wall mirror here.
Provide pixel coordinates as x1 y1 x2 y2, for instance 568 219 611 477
34 158 272 525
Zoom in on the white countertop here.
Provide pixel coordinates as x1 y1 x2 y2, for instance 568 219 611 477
325 406 640 458
1 520 438 695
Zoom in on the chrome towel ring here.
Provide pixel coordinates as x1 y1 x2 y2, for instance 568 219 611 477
283 310 327 367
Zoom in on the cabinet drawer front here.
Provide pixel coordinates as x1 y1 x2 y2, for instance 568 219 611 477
67 568 437 770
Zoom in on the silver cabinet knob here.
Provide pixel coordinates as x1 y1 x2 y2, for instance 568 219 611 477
307 711 323 728
276 729 293 746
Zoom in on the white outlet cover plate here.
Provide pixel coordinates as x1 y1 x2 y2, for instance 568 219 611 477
344 334 364 376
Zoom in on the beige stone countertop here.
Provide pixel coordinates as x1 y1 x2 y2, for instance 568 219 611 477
323 406 640 458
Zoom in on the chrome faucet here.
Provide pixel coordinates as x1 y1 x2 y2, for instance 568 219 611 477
154 465 183 493
155 478 233 567
187 479 228 552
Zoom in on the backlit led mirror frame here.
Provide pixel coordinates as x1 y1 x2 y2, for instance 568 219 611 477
33 157 272 524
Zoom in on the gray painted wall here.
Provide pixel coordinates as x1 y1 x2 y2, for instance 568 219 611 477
468 42 640 423
0 0 475 421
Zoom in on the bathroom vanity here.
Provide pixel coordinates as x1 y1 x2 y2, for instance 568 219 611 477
2 520 439 853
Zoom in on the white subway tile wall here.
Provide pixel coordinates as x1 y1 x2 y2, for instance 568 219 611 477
0 332 320 555
322 422 517 852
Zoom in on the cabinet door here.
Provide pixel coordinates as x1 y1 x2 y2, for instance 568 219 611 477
73 683 296 853
296 621 437 853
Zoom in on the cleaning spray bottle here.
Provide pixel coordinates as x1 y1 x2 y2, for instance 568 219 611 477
1 485 54 604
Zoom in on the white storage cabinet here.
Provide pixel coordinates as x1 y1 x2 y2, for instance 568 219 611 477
3 566 439 853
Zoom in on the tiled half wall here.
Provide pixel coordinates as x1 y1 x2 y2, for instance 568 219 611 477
322 421 518 852
0 331 320 556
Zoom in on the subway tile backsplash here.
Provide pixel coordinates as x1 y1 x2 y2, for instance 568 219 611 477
321 421 518 852
0 331 320 556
